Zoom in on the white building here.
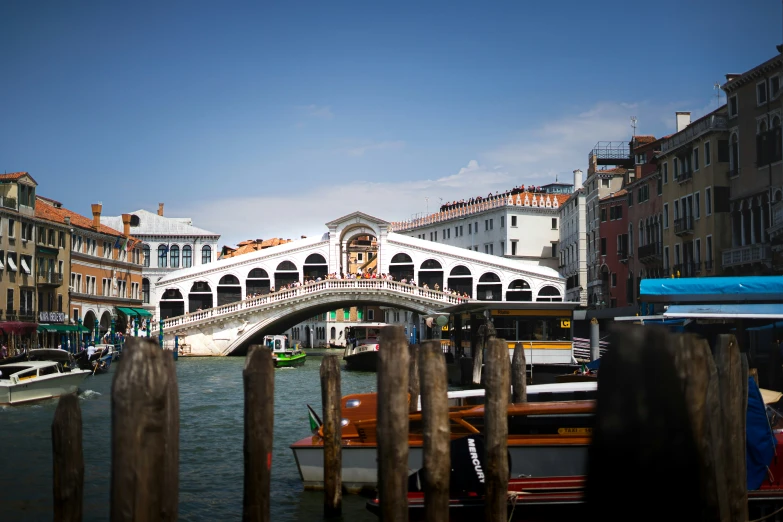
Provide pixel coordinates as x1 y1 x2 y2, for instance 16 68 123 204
102 203 220 316
558 170 588 306
389 186 572 271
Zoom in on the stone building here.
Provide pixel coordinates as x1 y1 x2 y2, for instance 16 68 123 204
557 169 587 306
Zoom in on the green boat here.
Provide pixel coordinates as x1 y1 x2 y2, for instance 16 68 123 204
263 335 307 368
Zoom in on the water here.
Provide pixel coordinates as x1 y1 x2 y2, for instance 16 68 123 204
0 356 380 521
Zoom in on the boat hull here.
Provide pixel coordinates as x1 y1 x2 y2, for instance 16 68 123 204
343 350 378 372
291 439 588 493
0 370 91 405
274 353 307 368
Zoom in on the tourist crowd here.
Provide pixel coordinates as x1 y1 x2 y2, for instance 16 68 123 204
439 184 546 212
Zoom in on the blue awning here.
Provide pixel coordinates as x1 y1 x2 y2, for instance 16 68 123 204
640 276 783 303
663 303 783 319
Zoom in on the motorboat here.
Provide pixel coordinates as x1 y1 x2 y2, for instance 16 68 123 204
0 348 76 367
343 323 388 372
263 335 306 367
0 360 91 405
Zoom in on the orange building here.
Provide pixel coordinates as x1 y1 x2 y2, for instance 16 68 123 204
35 198 145 342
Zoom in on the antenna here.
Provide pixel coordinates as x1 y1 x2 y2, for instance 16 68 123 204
425 196 429 214
714 82 722 107
630 116 638 136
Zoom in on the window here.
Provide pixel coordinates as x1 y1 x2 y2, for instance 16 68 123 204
344 310 349 321
551 218 557 229
485 220 488 231
484 245 489 254
6 289 13 312
673 158 679 179
695 238 701 264
158 245 168 268
600 208 606 222
500 216 505 228
675 244 681 265
468 223 472 234
674 200 680 220
704 142 711 166
8 219 14 238
657 175 662 196
611 273 617 287
58 231 65 248
202 245 212 264
601 179 609 188
664 246 670 269
758 81 768 105
693 147 699 171
729 95 738 117
706 235 713 264
706 187 712 216
143 244 151 267
695 192 700 219
489 218 493 230
663 162 668 184
169 245 179 268
600 237 607 256
511 241 517 256
512 215 519 227
628 192 634 206
664 203 669 228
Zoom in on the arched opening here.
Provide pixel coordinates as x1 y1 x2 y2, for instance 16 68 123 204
330 327 336 342
247 268 271 295
143 244 151 268
202 245 212 265
345 234 378 275
158 245 168 268
447 265 473 297
100 311 112 339
170 245 180 269
217 274 242 306
304 325 311 348
83 310 98 341
506 279 532 301
389 252 414 282
537 285 563 302
142 278 150 304
182 245 193 268
188 281 213 312
303 253 328 280
417 259 443 290
477 272 502 301
274 261 299 289
160 288 185 319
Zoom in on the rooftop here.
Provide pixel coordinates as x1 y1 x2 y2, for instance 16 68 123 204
36 197 134 240
101 209 219 238
221 238 295 259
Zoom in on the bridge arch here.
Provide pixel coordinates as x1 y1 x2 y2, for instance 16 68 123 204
217 274 242 306
507 279 532 301
188 281 213 312
477 272 502 301
160 288 185 319
537 285 563 302
388 252 414 281
447 264 473 296
418 258 444 289
274 260 299 289
246 267 271 296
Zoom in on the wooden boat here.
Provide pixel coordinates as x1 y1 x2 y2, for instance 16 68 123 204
0 360 91 405
263 335 306 368
343 324 388 372
291 385 594 493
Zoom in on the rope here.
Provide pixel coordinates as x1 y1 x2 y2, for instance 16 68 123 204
507 491 520 522
749 503 783 522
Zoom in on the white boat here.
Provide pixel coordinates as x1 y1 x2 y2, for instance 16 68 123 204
343 323 389 372
0 360 91 405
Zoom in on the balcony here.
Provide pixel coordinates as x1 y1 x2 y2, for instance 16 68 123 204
722 243 772 268
617 248 628 262
660 113 727 154
0 196 17 210
19 310 35 323
674 216 694 236
638 242 662 263
6 310 17 321
676 169 692 183
37 272 63 287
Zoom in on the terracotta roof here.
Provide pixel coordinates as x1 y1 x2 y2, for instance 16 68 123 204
220 238 294 259
595 167 629 174
632 135 656 145
600 189 627 202
35 197 135 240
0 171 37 184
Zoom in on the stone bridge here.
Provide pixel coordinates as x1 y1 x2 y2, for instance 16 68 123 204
153 211 565 355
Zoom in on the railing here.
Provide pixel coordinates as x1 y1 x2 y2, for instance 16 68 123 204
677 169 692 183
37 272 63 285
660 114 728 154
674 216 694 236
722 244 771 268
617 248 628 261
0 196 17 210
19 310 35 322
704 259 714 271
389 191 561 232
155 278 469 333
6 310 17 321
638 242 662 262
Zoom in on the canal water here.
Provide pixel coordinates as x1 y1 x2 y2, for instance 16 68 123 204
0 356 382 521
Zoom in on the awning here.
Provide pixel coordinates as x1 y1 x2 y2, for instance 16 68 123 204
133 308 152 317
663 303 783 320
7 256 17 272
0 321 38 335
117 307 138 317
20 257 30 275
37 324 90 333
37 246 59 256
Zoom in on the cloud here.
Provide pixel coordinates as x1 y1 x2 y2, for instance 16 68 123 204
169 160 510 248
344 140 405 157
297 104 334 119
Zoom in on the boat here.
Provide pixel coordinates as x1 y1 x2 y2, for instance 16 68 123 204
263 335 307 368
342 324 388 372
0 348 76 368
0 360 92 405
291 382 595 493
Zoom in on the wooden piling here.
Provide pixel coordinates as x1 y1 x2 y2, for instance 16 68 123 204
409 343 420 413
52 392 83 522
419 340 450 522
377 325 410 521
511 342 527 403
472 321 496 386
243 345 274 522
111 337 179 522
484 338 509 522
320 355 342 517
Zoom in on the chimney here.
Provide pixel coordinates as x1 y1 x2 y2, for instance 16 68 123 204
121 213 131 238
91 203 102 229
64 216 71 226
158 203 164 216
573 169 583 190
676 111 691 133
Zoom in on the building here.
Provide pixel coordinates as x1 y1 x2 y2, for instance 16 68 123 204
220 238 293 259
721 49 783 274
390 182 572 270
598 189 629 309
287 305 389 348
101 203 220 315
584 143 632 308
657 107 732 279
37 198 145 340
557 169 587 306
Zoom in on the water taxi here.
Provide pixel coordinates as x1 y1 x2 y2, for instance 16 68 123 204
0 360 91 405
343 324 388 372
263 335 307 368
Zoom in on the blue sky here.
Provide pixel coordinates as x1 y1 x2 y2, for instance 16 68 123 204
1 1 780 247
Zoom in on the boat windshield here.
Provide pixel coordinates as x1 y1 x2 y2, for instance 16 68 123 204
347 326 383 344
264 336 288 351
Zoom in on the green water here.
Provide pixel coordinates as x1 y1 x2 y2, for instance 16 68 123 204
0 356 379 521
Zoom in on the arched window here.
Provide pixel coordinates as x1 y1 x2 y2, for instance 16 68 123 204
389 252 414 281
305 254 326 264
188 281 213 312
537 285 563 302
201 245 212 265
506 279 532 302
182 245 192 268
247 268 270 295
330 327 336 340
477 272 501 301
219 274 239 285
420 259 442 270
478 272 500 282
248 268 269 278
450 265 471 276
277 260 297 271
158 245 168 268
143 244 150 267
390 253 413 264
170 245 180 268
217 274 241 306
142 278 150 304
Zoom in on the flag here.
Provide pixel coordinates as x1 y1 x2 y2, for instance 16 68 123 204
307 404 322 435
126 239 133 251
114 237 121 249
121 238 128 251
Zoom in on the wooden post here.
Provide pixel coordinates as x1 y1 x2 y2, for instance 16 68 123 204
52 392 83 522
484 338 509 522
714 334 748 522
419 340 450 522
377 325 410 521
321 355 342 517
111 337 179 522
472 320 496 386
511 342 527 403
243 345 274 522
409 343 420 412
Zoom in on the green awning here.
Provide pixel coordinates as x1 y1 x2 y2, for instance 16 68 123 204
132 308 153 317
37 324 89 333
37 246 59 256
117 307 138 317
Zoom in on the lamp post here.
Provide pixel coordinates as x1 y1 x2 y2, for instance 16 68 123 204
158 320 164 349
77 318 83 350
111 317 116 345
146 319 151 338
94 321 99 345
134 317 138 337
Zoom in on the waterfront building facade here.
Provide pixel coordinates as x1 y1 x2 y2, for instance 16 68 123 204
598 189 630 309
557 170 587 306
102 203 220 317
721 50 783 274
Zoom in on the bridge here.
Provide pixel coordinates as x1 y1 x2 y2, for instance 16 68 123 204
153 211 566 355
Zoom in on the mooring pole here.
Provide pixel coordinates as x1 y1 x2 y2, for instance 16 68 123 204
243 345 274 522
419 340 449 522
485 338 510 522
321 355 342 516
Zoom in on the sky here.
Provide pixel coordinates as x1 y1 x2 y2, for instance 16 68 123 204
1 1 781 247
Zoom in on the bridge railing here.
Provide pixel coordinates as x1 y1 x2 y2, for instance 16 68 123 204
155 278 467 332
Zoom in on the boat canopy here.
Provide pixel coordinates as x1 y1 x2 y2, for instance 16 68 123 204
640 276 783 303
663 303 783 320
